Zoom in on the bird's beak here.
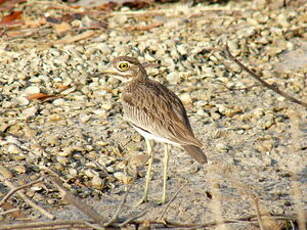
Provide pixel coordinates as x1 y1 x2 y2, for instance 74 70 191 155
101 67 128 82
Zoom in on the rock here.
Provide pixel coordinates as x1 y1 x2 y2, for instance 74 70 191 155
91 175 104 189
24 86 40 95
7 144 21 154
23 106 38 119
0 166 13 179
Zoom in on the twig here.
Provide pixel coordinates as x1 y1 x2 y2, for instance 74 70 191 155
0 213 299 230
215 84 259 94
125 22 163 31
118 210 147 227
0 177 44 207
109 6 244 16
288 111 306 230
84 221 106 230
0 208 19 216
225 43 307 108
48 176 106 224
0 175 55 220
252 196 265 230
0 220 94 230
104 184 132 226
142 62 160 69
0 27 7 37
159 181 188 220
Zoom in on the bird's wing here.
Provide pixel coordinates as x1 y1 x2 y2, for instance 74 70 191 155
121 80 202 147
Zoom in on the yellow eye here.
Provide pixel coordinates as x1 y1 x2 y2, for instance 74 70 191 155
118 62 129 71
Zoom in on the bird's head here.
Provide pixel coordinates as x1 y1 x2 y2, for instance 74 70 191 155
102 56 147 82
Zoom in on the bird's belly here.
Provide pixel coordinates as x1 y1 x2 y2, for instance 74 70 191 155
133 126 180 146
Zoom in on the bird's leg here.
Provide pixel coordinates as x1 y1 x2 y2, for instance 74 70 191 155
135 138 153 206
161 143 170 204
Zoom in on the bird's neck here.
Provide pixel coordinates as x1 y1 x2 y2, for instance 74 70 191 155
134 66 148 81
124 69 148 91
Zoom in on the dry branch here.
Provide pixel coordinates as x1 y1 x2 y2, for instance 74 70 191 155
252 196 265 230
0 174 54 220
159 181 188 220
225 43 307 108
0 177 44 207
0 213 299 230
0 208 19 216
48 176 106 224
104 185 131 226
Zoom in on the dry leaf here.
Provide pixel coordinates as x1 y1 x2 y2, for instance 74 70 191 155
6 30 33 38
54 22 71 34
122 0 154 9
0 11 23 27
55 84 71 90
126 22 163 31
24 17 46 28
0 0 26 11
0 0 8 4
1 202 24 218
96 2 118 11
54 30 95 44
26 93 59 101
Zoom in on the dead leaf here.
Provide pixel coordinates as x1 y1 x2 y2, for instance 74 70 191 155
62 13 83 22
0 0 26 11
24 17 46 28
6 29 34 38
46 13 83 25
46 16 61 24
0 0 8 4
0 11 23 26
96 2 118 11
126 22 163 31
0 28 6 36
55 84 71 90
122 0 154 9
53 22 71 34
26 93 60 101
1 202 24 218
53 30 96 44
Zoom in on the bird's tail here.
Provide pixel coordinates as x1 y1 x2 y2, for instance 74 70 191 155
182 145 208 164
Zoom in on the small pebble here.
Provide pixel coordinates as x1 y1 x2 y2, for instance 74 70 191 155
91 175 104 189
0 166 13 179
24 86 40 95
7 144 21 154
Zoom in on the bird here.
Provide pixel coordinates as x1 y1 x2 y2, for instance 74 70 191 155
102 56 207 205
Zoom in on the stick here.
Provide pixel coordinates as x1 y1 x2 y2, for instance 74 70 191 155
0 175 55 220
0 220 93 230
252 196 265 230
225 43 307 108
84 221 106 230
159 181 188 220
48 176 106 224
104 185 132 226
118 210 147 227
0 177 44 207
0 213 299 230
0 208 19 216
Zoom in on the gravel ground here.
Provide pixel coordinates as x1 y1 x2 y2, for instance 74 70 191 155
0 0 306 229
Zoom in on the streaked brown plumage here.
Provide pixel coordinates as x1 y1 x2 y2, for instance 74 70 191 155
102 56 207 204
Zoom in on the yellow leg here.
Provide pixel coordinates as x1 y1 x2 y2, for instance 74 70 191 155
161 144 170 204
135 139 153 206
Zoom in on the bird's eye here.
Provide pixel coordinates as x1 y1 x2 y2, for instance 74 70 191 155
118 62 129 71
